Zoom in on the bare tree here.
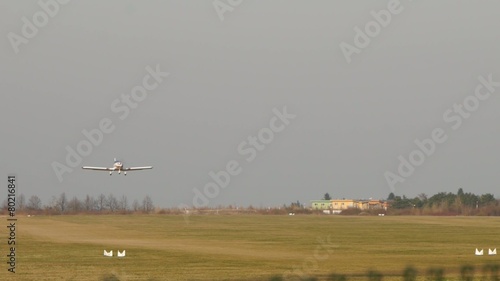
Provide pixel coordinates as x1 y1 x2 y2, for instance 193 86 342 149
57 192 67 213
97 194 106 211
45 195 58 212
67 196 82 213
132 199 140 212
27 195 42 210
106 194 119 212
418 193 428 201
83 195 96 211
142 195 154 213
18 193 26 211
118 195 128 211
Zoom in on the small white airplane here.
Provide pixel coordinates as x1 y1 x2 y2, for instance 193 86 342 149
82 158 152 176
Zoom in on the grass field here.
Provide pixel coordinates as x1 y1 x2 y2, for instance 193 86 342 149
7 215 500 280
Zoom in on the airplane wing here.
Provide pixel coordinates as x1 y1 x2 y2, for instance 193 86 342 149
82 166 114 171
123 166 153 171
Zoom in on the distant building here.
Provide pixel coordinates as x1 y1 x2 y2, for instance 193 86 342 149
311 198 388 213
367 199 388 210
310 200 332 210
331 199 356 210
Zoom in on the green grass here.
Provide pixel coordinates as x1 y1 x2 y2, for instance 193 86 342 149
9 215 500 280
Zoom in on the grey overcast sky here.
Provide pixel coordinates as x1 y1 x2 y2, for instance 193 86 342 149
1 0 499 208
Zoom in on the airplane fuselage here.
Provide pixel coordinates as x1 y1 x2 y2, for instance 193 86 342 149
113 162 123 173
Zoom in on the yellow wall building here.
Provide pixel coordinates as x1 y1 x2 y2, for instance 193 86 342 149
329 199 387 211
330 199 356 210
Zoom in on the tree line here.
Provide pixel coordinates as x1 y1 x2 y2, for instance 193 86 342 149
2 193 155 215
388 188 500 215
